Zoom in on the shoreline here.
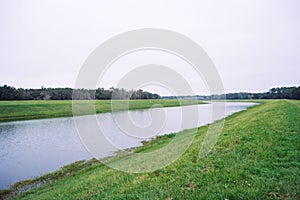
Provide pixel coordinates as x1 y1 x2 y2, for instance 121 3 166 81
2 100 299 199
0 99 205 123
0 101 261 198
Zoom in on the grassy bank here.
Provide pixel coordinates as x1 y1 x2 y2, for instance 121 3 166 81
1 100 299 199
0 99 203 122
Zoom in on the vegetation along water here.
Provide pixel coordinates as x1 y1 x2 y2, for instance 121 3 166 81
1 100 299 199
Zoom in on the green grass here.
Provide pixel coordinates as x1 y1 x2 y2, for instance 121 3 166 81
0 99 204 122
2 100 300 199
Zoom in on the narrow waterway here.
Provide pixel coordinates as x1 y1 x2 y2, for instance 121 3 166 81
0 102 256 189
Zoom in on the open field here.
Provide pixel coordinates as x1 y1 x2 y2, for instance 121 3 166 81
1 100 299 199
0 99 204 122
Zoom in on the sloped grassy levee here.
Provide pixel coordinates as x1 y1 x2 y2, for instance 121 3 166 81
2 100 300 199
0 99 203 122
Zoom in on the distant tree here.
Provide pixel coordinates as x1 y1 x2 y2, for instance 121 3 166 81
3 84 298 101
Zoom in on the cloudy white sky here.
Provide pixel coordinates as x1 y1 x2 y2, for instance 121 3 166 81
0 0 299 95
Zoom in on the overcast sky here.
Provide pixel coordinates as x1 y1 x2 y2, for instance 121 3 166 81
0 0 299 95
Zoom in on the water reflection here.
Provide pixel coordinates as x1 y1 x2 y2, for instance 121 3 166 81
0 102 256 189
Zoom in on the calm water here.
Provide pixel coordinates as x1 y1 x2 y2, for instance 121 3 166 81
0 102 256 189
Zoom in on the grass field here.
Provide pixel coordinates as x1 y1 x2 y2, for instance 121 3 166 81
0 99 204 122
1 100 299 199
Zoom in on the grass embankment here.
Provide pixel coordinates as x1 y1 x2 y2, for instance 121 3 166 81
0 99 203 122
1 100 300 199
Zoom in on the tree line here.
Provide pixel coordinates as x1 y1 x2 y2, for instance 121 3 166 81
0 85 160 100
213 86 300 100
163 86 300 100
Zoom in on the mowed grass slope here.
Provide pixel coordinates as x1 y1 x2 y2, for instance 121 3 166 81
0 99 203 122
6 100 299 199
